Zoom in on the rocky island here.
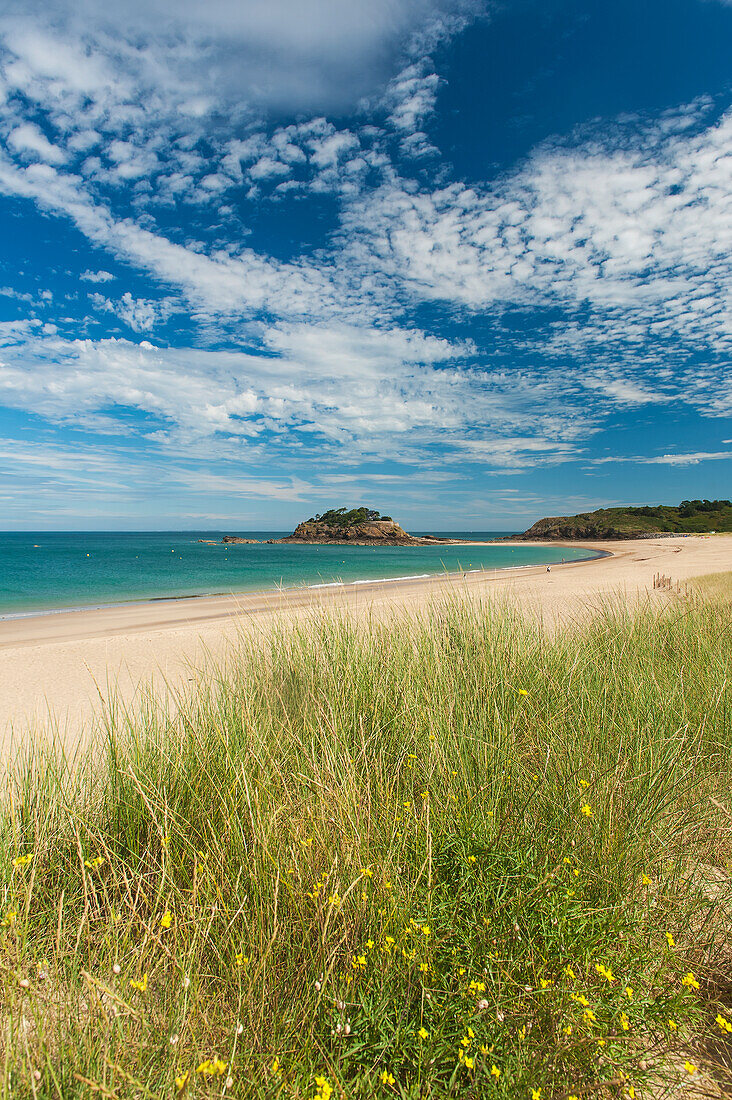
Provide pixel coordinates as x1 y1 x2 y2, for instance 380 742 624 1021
221 507 459 546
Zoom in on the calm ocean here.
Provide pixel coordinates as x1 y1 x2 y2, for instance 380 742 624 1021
0 532 597 618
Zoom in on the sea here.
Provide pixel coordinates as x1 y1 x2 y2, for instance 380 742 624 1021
0 531 599 619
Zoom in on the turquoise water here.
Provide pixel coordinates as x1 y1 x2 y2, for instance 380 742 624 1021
0 532 599 618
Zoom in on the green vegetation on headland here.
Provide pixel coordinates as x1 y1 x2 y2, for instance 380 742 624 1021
520 499 732 539
307 507 393 527
2 588 732 1097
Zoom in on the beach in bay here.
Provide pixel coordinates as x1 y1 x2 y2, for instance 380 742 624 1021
1 532 728 752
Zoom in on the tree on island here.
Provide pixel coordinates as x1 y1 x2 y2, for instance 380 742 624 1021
308 507 393 527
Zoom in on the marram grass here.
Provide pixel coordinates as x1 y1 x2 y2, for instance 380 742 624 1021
1 593 732 1098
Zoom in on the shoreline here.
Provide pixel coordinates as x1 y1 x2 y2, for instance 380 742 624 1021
0 534 729 750
0 543 606 626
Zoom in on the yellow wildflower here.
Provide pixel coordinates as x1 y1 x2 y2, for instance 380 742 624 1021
270 1058 282 1077
12 854 33 868
682 972 700 990
197 1058 227 1076
469 980 486 993
1 909 18 927
464 1056 475 1069
235 952 249 967
563 1025 572 1035
160 910 173 930
314 1075 333 1100
620 1012 630 1031
666 931 675 948
531 1090 542 1100
379 1070 395 1085
418 1027 428 1040
468 855 477 864
130 973 148 992
580 803 592 817
579 779 589 788
361 867 373 877
175 1070 191 1091
583 1009 597 1024
595 963 615 982
716 1013 732 1034
684 1061 696 1076
624 986 634 1000
84 856 105 868
642 873 651 885
518 689 528 696
490 1065 501 1080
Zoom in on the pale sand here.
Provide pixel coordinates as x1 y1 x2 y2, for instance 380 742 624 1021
1 534 729 754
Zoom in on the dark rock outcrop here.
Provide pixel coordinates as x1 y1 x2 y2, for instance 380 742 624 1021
280 518 417 545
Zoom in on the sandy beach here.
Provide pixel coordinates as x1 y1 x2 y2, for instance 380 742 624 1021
1 533 729 754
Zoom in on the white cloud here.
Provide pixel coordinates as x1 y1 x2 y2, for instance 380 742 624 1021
340 101 732 359
383 63 440 134
7 121 66 163
0 324 595 469
89 292 178 332
0 0 476 117
580 377 673 406
593 451 732 467
80 269 114 283
646 451 732 466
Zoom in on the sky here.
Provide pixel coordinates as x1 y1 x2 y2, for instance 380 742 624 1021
0 0 730 531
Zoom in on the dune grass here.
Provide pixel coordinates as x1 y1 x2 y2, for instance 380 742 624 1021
690 570 732 604
1 594 732 1098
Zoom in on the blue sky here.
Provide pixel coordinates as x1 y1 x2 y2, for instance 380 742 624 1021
0 0 730 531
